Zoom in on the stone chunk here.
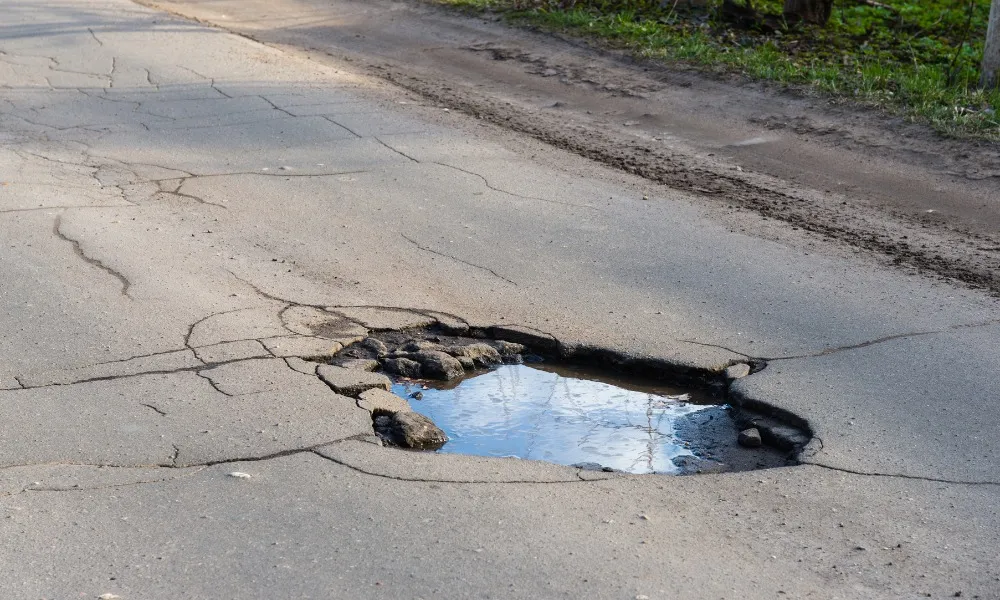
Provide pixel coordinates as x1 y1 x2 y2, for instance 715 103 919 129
412 351 464 380
358 388 412 414
374 411 448 450
401 340 445 353
333 358 380 371
738 427 762 448
724 363 752 380
360 337 388 355
381 357 422 378
422 311 469 335
488 326 557 352
447 343 502 368
491 340 526 356
317 365 391 397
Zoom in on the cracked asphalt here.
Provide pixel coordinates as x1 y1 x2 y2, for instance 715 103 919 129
0 0 998 598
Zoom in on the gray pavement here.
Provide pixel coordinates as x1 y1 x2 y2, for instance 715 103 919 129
0 0 998 598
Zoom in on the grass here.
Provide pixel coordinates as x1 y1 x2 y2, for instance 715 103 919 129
435 0 1000 139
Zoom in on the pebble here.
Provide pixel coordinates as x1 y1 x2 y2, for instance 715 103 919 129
738 427 762 448
228 472 252 479
724 363 752 380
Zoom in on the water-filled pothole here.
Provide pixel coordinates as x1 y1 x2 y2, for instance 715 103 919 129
326 324 800 475
392 363 789 474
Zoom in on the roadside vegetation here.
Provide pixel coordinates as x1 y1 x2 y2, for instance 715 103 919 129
437 0 1000 139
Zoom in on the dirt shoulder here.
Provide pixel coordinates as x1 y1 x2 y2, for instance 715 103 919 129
144 0 1000 293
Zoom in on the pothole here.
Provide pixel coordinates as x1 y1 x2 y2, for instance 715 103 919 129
318 322 806 475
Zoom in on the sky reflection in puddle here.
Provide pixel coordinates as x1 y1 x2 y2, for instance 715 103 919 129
392 364 716 474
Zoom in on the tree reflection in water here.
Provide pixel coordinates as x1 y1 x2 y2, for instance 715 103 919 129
392 364 712 474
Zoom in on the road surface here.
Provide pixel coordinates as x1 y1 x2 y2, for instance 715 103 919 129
0 0 997 598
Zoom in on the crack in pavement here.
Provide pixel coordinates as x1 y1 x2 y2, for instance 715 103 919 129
321 115 362 138
0 205 124 215
86 27 105 47
683 317 1000 364
0 438 361 473
224 269 348 313
258 94 296 117
157 187 228 209
151 169 368 184
93 347 193 367
8 355 258 391
680 339 753 359
400 232 517 286
147 114 302 132
194 370 234 397
806 461 1000 487
140 402 167 416
764 318 1000 361
374 136 418 162
178 66 233 98
309 448 599 484
431 161 600 211
52 214 133 299
0 466 209 498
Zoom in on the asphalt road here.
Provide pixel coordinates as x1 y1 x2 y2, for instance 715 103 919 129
0 0 998 598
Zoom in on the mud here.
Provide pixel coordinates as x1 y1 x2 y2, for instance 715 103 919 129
147 0 1000 295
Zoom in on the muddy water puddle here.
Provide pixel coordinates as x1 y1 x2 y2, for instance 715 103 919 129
392 363 785 475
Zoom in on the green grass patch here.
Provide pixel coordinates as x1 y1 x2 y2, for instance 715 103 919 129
436 0 1000 139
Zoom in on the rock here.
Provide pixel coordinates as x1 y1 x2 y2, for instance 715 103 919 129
738 427 762 448
487 326 558 352
756 422 810 450
381 357 422 378
358 388 412 414
374 411 448 450
448 343 503 368
412 351 464 380
409 391 423 400
333 358 380 371
401 340 445 353
422 311 469 335
457 356 475 370
724 363 752 380
503 353 524 365
491 340 526 356
317 364 391 397
361 337 388 355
